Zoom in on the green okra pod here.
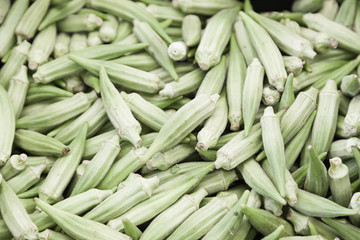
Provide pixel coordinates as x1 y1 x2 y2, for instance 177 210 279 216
292 0 323 12
35 198 131 240
182 14 201 47
304 145 329 197
264 197 283 216
350 192 360 227
16 91 97 131
0 0 10 24
0 0 29 57
261 225 285 240
18 178 45 198
39 0 85 30
112 52 159 71
334 0 357 28
292 163 309 189
329 138 360 160
38 123 88 204
69 33 87 52
80 71 100 93
262 84 281 106
26 84 73 104
300 27 338 54
123 218 141 240
278 73 295 111
234 17 258 66
38 229 73 240
146 4 185 23
99 66 142 147
71 135 120 196
8 164 46 194
25 156 55 174
15 0 50 41
319 0 339 20
283 56 304 76
167 193 238 240
344 95 360 136
240 11 287 92
141 188 208 240
99 15 119 43
174 0 240 16
142 94 218 163
7 65 29 119
341 74 360 97
58 13 103 33
82 129 117 159
167 41 188 61
114 21 133 42
322 217 360 240
151 62 196 83
195 8 237 70
15 129 70 156
66 160 91 195
339 90 350 116
53 33 70 58
84 173 159 223
293 189 357 217
0 154 27 180
87 31 103 46
328 157 352 207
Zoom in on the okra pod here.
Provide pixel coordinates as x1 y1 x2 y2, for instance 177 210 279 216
344 95 360 136
87 31 103 46
53 33 70 58
264 197 284 216
350 192 360 227
69 33 87 52
341 74 360 97
7 164 45 194
25 156 55 174
335 0 357 28
182 14 201 47
262 84 281 106
38 229 73 240
99 15 119 43
168 41 188 61
292 0 323 12
195 8 237 70
112 52 159 71
7 65 29 119
319 0 339 20
174 0 240 16
283 56 304 76
322 217 360 240
146 4 185 23
26 84 73 104
114 21 133 42
18 178 45 198
0 0 10 24
0 154 27 180
234 17 258 66
58 13 103 33
329 138 360 160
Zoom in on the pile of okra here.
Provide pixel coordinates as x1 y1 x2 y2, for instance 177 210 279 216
1 0 360 239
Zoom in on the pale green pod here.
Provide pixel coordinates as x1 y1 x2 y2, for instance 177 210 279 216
55 99 107 144
133 19 177 80
319 0 339 20
192 169 238 195
58 13 103 32
337 116 357 138
0 0 29 57
304 145 328 197
278 73 295 111
87 31 103 46
286 209 311 235
69 33 87 52
227 34 247 131
248 10 316 59
114 20 133 42
303 13 360 54
142 94 218 163
168 41 188 61
38 229 73 240
283 56 304 76
38 123 88 204
25 156 55 174
7 164 46 194
238 158 287 205
262 84 281 106
7 65 29 119
261 106 286 197
26 84 73 104
35 198 131 240
34 43 148 84
334 0 357 28
15 0 50 41
292 163 309 188
0 154 27 180
264 196 283 217
242 58 265 136
151 62 196 83
141 188 208 240
174 0 240 15
82 129 117 159
15 129 70 156
234 17 258 66
182 14 201 47
118 132 157 159
300 27 338 53
241 206 295 237
69 55 162 94
107 164 213 231
84 173 159 223
31 188 112 231
121 91 169 132
16 91 97 131
146 143 195 171
355 2 360 34
261 225 285 240
339 90 350 116
0 40 31 88
146 4 184 23
195 8 237 70
66 160 91 195
350 192 360 227
167 193 238 240
63 75 85 93
99 66 142 147
98 147 148 190
328 157 352 207
344 95 360 136
293 189 357 217
71 135 120 196
112 52 159 71
240 11 287 91
159 68 205 98
341 74 360 97
311 80 339 155
99 15 119 43
322 217 360 240
329 138 360 160
197 90 228 150
282 18 301 34
0 85 15 166
0 0 10 24
54 33 70 58
17 178 45 199
80 71 100 93
122 218 141 240
292 0 323 12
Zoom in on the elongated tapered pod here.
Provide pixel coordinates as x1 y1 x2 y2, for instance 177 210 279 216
341 74 360 97
7 65 29 119
38 229 73 240
35 198 131 240
303 13 360 54
174 0 240 16
304 145 328 197
8 164 46 194
16 91 97 131
0 0 10 24
99 66 142 148
0 85 15 166
195 8 237 71
0 0 29 58
0 154 27 180
142 94 218 163
234 17 258 66
182 14 201 47
239 11 287 92
58 13 103 33
293 189 357 217
343 95 360 137
328 157 352 207
133 20 177 81
311 80 339 156
33 43 148 84
242 58 265 136
70 135 120 196
241 206 295 237
322 217 360 240
329 138 360 160
38 123 88 204
84 173 159 223
54 33 70 58
15 0 50 41
350 192 360 227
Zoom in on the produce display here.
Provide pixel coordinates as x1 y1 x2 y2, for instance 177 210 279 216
1 0 360 239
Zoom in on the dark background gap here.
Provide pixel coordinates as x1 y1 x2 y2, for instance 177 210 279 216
252 0 293 12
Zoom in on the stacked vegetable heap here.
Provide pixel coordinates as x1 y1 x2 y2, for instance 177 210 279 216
1 0 360 239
